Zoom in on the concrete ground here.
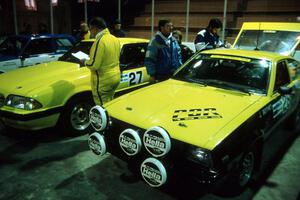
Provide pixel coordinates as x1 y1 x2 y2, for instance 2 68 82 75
0 122 299 200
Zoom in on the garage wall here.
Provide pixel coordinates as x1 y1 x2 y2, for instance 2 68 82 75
0 0 72 35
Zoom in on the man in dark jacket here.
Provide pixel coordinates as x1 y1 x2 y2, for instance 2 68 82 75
145 19 182 82
194 18 225 51
112 19 126 38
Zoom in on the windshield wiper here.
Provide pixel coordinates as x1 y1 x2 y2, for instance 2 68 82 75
205 79 251 95
185 77 208 86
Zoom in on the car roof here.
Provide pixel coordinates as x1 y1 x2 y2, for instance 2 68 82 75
201 48 291 61
239 22 300 32
11 34 75 41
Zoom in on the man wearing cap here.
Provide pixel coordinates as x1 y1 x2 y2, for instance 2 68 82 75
194 18 225 52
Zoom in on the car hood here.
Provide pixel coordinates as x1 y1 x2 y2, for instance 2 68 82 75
0 61 84 96
106 79 264 150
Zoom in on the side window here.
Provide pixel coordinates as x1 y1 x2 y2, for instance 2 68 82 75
274 61 291 92
293 43 300 61
55 38 73 53
120 43 147 70
23 38 54 55
287 59 300 80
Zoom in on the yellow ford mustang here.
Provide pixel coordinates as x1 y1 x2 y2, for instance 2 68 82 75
88 48 300 190
0 38 150 134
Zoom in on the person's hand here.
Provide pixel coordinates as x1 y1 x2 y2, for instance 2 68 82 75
149 76 157 84
225 42 232 48
79 58 86 66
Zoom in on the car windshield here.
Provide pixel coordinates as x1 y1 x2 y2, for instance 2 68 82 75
58 41 93 64
0 37 28 56
173 54 271 95
234 30 300 55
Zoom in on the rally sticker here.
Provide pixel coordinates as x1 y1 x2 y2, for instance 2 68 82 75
143 126 171 157
272 95 291 119
140 158 167 187
120 73 129 83
172 108 222 121
120 71 143 86
119 129 142 156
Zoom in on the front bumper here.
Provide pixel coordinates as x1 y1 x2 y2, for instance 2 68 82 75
89 118 225 185
0 106 62 130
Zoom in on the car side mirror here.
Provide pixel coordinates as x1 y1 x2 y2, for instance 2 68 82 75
279 85 292 95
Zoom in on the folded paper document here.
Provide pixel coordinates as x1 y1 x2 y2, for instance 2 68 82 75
72 51 90 60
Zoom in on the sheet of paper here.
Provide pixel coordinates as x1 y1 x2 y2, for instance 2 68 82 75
71 51 90 60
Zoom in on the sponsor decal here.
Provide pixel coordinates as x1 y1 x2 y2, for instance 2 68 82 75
128 71 143 86
272 95 291 119
140 158 167 187
89 105 107 131
172 108 222 121
120 71 143 86
120 73 128 83
88 132 106 156
143 126 171 157
261 105 272 117
119 129 142 156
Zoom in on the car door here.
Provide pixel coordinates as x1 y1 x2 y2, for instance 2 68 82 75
117 43 150 92
21 38 56 67
271 60 297 123
0 37 26 73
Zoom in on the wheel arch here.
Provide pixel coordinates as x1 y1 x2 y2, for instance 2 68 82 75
63 90 93 108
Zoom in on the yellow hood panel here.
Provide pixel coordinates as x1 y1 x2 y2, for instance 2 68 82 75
106 79 263 149
0 61 86 96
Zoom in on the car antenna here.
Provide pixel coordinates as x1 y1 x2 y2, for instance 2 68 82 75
254 23 261 51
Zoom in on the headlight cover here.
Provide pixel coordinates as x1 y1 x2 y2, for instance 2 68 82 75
187 145 213 168
89 105 109 131
5 95 42 110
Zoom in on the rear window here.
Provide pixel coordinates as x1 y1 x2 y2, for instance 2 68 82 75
24 38 54 55
234 30 300 55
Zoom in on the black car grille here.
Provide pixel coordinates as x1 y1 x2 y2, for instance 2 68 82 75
105 117 187 161
105 118 146 159
0 94 5 107
104 118 219 182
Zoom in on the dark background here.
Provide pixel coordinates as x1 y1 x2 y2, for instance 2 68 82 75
0 0 149 35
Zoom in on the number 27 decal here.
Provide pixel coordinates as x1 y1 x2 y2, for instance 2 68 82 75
129 71 143 86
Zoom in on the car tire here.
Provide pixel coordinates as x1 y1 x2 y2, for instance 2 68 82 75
236 150 256 187
58 95 94 135
215 145 260 196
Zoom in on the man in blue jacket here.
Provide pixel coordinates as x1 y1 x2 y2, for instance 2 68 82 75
145 19 182 82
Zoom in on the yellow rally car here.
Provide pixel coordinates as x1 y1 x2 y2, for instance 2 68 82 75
0 38 150 134
233 22 300 61
88 47 300 189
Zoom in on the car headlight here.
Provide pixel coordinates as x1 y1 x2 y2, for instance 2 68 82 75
5 95 42 110
89 105 109 131
187 146 213 168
